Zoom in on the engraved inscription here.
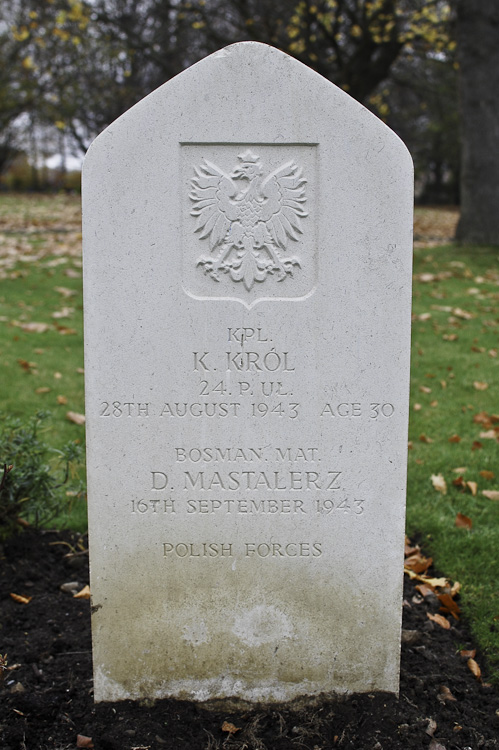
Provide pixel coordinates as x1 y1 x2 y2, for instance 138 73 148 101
162 541 323 558
190 151 307 291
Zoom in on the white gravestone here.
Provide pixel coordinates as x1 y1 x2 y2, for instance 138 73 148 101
83 42 413 703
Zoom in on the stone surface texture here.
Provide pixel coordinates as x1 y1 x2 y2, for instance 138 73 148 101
83 42 413 704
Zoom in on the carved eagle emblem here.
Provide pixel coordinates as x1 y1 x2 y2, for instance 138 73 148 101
189 150 308 291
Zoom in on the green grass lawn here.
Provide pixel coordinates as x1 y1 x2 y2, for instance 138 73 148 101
0 197 498 680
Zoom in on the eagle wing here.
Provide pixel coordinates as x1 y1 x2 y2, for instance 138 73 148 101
260 161 307 249
189 160 240 250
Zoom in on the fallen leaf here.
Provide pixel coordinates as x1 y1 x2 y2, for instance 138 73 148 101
442 333 458 341
437 685 457 703
480 470 495 480
14 321 50 333
452 476 466 489
35 387 51 394
66 411 85 425
52 306 75 319
419 385 432 394
452 466 467 473
451 581 461 596
431 474 447 494
479 430 498 439
425 717 438 736
54 372 62 379
453 307 474 320
57 395 68 405
54 286 77 297
429 740 447 750
430 400 438 407
76 736 94 749
413 403 422 411
416 584 434 597
9 593 32 604
467 658 481 680
221 721 240 735
73 585 91 599
473 381 489 391
455 512 472 530
438 593 460 619
448 434 461 443
483 490 499 501
76 367 85 374
460 648 476 658
472 441 483 451
405 553 433 574
427 613 450 629
420 434 434 443
466 481 477 496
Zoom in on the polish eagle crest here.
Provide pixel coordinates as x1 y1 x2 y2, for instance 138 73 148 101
189 150 308 291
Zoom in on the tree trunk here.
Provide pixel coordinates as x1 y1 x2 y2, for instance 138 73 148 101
455 0 499 244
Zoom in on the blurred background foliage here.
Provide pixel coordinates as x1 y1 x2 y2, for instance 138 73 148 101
0 0 459 202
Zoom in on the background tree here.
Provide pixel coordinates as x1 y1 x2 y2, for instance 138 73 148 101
455 0 499 244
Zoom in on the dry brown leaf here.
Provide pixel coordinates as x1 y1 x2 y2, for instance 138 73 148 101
483 490 499 501
430 400 438 407
76 367 85 374
9 593 32 604
442 333 458 341
405 553 433 574
66 411 85 425
35 387 51 394
419 385 432 394
73 585 91 600
438 593 461 620
420 434 434 443
460 648 476 658
480 470 495 480
431 474 447 494
472 441 483 451
467 658 481 680
455 512 472 530
57 395 68 405
466 481 477 496
413 403 422 411
427 613 450 630
473 381 489 391
54 372 62 379
452 476 466 489
452 466 467 473
221 721 240 735
448 434 461 443
76 736 94 749
416 583 434 597
437 685 457 703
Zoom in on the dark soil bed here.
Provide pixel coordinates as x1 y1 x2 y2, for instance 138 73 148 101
1 530 498 750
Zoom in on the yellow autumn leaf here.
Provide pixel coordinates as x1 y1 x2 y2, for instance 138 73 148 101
473 381 489 391
431 474 447 494
467 658 481 680
66 411 85 425
10 593 32 604
427 612 450 629
483 490 499 501
73 585 90 599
